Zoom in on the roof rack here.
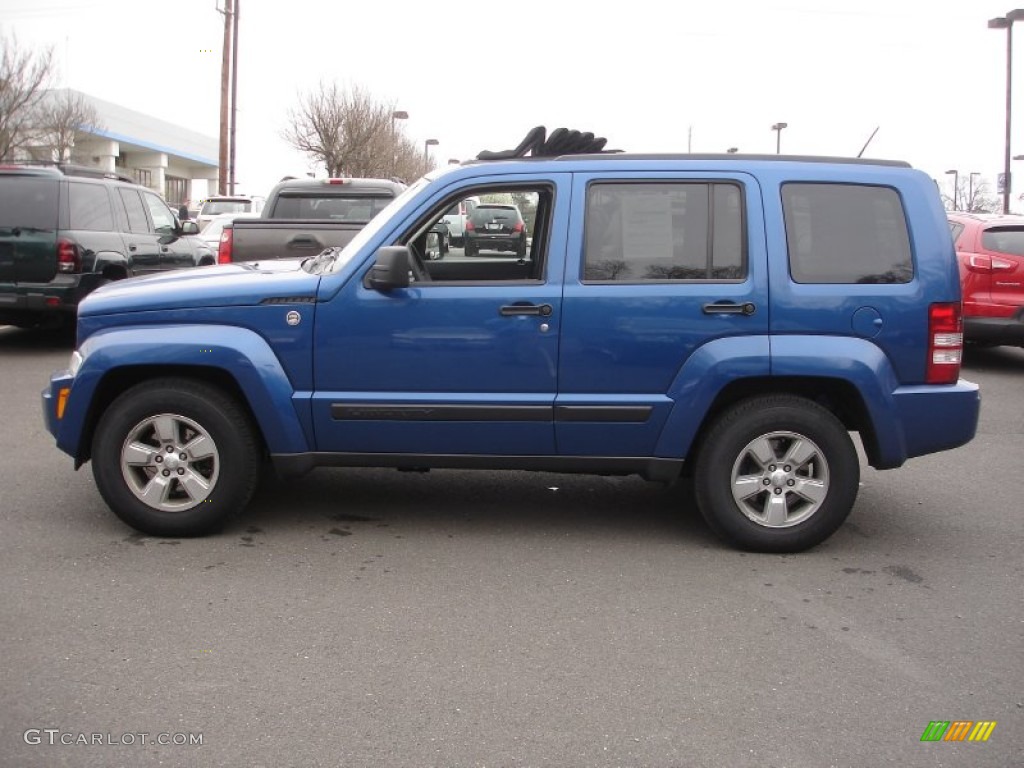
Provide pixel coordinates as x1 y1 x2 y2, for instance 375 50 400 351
476 126 617 161
8 161 137 183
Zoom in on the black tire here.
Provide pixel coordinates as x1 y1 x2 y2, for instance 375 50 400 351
465 243 477 257
91 378 261 536
694 395 859 553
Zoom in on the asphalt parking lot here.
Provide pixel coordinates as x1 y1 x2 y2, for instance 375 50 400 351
1 326 1021 768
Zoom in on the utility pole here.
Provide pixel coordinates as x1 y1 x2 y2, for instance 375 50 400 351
229 0 239 195
217 0 234 196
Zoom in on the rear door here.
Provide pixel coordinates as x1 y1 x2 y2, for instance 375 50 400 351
0 174 59 285
978 224 1024 311
557 171 769 457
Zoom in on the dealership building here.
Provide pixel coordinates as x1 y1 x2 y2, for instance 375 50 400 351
32 88 219 207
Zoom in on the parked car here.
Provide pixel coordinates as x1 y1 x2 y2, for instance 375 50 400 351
464 203 528 258
948 211 1024 347
0 164 212 328
197 195 264 230
441 195 479 246
198 212 262 252
42 129 979 552
222 177 406 263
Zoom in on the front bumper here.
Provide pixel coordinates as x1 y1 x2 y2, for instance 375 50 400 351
41 370 76 455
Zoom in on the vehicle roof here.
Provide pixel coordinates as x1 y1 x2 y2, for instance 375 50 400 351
455 152 913 169
273 177 406 194
947 211 1024 225
202 196 257 203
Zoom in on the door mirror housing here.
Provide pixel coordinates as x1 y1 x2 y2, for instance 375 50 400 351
367 246 411 291
180 220 200 236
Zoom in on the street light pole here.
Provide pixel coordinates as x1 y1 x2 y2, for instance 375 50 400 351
946 169 959 211
989 10 1024 214
771 122 788 154
968 172 981 212
391 110 408 176
424 138 439 165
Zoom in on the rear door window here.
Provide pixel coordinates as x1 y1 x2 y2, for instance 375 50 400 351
583 182 746 281
68 182 114 231
782 183 913 284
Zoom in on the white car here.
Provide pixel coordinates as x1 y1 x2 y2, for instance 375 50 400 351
198 212 261 250
196 196 264 231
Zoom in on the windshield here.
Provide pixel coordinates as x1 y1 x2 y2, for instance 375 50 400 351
325 178 430 274
203 201 250 215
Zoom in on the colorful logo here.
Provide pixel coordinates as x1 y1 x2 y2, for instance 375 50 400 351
920 721 997 742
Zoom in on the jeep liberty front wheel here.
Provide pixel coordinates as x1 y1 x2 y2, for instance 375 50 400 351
91 379 261 536
694 395 859 553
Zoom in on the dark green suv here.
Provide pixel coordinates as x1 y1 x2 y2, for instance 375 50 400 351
0 165 214 328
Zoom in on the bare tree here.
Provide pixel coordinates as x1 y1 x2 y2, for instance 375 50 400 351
0 31 53 161
283 82 434 180
943 176 999 214
32 90 102 162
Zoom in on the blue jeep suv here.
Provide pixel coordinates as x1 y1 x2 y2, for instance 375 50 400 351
42 128 980 552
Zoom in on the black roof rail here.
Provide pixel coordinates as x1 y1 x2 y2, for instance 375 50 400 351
9 160 138 183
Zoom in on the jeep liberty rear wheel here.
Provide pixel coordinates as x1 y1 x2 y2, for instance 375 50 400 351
694 395 859 553
91 379 260 536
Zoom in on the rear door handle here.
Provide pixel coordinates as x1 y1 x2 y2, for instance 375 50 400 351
499 303 553 317
702 301 756 316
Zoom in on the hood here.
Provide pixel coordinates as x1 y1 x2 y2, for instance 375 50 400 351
79 259 319 316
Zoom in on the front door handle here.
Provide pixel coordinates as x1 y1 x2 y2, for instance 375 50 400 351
703 301 756 316
499 303 553 317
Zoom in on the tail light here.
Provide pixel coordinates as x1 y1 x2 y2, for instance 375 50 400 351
57 238 80 273
967 254 1018 273
513 221 524 232
465 220 475 231
218 227 233 263
927 302 963 384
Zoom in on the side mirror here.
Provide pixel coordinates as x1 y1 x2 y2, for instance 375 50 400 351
180 220 200 235
367 246 411 291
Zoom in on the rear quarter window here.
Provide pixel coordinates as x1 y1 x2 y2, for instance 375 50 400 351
782 183 913 284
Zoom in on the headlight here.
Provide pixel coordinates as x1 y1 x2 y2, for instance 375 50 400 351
68 350 84 377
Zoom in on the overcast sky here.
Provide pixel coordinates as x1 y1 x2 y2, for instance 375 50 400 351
1 0 1021 205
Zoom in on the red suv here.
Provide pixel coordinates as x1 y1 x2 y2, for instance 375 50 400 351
948 212 1024 347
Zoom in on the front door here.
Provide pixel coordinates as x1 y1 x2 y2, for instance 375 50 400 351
311 177 569 457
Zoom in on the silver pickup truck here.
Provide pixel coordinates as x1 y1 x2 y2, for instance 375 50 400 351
220 177 406 262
